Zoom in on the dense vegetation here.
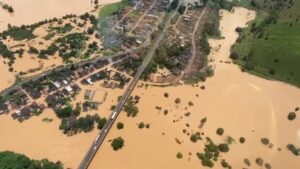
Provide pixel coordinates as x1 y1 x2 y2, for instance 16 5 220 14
124 96 140 117
111 137 125 151
231 0 300 87
1 27 36 41
287 144 300 156
0 151 63 169
97 117 107 130
59 114 99 135
1 3 14 13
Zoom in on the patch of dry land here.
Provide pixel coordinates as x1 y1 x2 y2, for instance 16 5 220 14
89 7 300 169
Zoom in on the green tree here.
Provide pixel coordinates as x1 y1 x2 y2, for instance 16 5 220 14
239 137 246 144
218 143 229 153
77 115 95 132
117 122 124 129
261 138 270 145
288 112 296 121
56 106 73 118
138 122 145 129
190 134 198 143
176 152 183 159
216 128 224 136
111 137 124 151
97 117 107 130
255 157 264 166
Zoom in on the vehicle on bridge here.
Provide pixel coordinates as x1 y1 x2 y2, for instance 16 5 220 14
111 111 117 120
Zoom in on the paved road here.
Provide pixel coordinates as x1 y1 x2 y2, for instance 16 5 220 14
77 1 183 169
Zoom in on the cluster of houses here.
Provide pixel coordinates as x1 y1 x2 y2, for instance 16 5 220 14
0 90 30 115
81 66 131 89
112 55 142 76
0 89 45 122
0 54 133 121
103 0 170 52
11 102 46 122
131 0 170 43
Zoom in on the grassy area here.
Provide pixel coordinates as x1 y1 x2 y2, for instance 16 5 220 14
98 0 131 19
231 0 300 87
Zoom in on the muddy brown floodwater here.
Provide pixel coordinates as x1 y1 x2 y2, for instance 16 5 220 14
89 7 300 169
0 0 120 31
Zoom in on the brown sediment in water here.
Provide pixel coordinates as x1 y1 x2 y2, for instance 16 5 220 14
0 0 121 31
89 7 300 169
0 0 113 91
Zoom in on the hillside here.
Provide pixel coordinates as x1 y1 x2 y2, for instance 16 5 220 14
231 0 300 87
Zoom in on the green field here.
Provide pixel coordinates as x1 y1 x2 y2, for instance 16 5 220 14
98 0 132 19
231 0 300 87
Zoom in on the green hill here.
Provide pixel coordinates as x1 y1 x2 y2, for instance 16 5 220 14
231 0 300 87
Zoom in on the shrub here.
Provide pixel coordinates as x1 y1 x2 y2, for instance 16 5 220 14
216 128 224 136
87 27 94 35
218 143 229 153
28 46 39 54
175 98 181 104
190 134 198 143
239 137 245 144
226 136 235 144
164 93 169 98
97 117 107 130
288 112 296 121
269 69 276 75
265 163 272 169
124 103 139 117
176 152 183 159
111 137 124 151
77 115 95 132
110 105 116 110
56 106 73 118
138 122 145 129
178 5 186 15
287 144 300 156
230 51 239 60
235 27 242 33
117 122 124 129
255 157 264 166
145 124 150 129
261 138 270 145
221 159 229 168
163 110 168 115
197 153 214 168
244 158 251 166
